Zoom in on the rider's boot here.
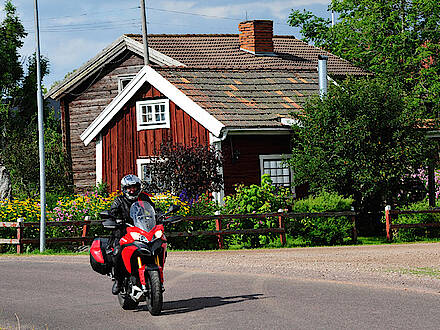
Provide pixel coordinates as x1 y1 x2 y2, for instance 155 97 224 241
112 279 121 295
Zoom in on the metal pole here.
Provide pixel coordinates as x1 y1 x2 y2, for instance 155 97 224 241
34 0 46 252
140 0 150 65
318 55 328 99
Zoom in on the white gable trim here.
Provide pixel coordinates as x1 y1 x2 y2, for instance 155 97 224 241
81 65 225 146
46 35 184 100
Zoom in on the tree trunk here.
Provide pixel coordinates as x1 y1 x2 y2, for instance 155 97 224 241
0 164 12 201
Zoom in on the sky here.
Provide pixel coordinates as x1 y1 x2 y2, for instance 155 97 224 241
2 0 333 90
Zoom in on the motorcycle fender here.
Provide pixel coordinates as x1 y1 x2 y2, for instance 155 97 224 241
145 264 164 283
121 245 137 274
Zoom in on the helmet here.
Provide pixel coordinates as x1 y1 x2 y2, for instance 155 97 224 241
121 174 142 201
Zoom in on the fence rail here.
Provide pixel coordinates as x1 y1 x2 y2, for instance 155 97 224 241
385 205 440 241
1 211 356 253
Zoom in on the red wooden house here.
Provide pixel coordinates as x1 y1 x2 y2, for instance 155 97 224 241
46 20 366 203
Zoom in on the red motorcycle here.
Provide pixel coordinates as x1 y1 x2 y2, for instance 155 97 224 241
90 201 182 315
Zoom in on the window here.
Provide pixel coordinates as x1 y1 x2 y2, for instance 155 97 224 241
137 158 167 191
137 158 153 184
259 154 293 188
118 75 135 93
136 99 170 130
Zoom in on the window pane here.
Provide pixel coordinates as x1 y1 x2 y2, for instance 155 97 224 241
155 113 161 122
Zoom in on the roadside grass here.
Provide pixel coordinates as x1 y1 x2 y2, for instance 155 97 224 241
2 236 440 255
390 267 440 279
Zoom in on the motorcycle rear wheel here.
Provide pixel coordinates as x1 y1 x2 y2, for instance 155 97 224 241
146 270 163 316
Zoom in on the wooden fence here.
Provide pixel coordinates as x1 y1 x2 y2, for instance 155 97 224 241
1 211 357 253
385 205 440 241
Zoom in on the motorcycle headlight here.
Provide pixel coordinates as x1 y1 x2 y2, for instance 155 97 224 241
131 232 149 242
154 230 163 239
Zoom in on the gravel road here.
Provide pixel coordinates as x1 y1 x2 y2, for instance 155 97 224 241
165 242 440 294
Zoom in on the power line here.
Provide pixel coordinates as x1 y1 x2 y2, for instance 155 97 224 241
21 4 292 34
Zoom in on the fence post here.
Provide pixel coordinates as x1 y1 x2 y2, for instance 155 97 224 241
278 214 286 246
82 216 90 246
215 218 224 249
16 218 24 254
385 205 392 242
351 207 357 243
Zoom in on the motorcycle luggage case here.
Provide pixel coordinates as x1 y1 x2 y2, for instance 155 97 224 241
90 237 112 275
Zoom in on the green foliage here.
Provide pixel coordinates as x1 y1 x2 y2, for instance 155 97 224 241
144 141 223 202
222 175 290 248
0 2 73 198
0 0 26 99
389 199 440 242
2 107 73 198
288 0 440 119
223 175 289 214
94 181 109 197
166 195 220 250
290 191 354 245
289 77 433 226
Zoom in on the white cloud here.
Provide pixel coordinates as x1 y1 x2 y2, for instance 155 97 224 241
167 0 330 20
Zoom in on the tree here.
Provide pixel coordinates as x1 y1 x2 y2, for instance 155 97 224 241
288 77 434 231
143 141 223 202
0 1 73 198
0 0 26 100
288 0 440 119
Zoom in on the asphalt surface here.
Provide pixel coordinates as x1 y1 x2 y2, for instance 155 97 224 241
1 252 440 329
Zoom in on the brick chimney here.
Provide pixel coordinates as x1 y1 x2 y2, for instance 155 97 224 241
238 20 274 55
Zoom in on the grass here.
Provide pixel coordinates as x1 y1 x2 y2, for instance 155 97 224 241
396 267 440 279
2 235 440 255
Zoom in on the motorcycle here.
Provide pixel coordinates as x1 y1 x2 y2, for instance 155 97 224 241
90 201 182 315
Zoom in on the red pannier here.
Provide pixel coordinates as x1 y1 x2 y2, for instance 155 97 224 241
90 237 112 275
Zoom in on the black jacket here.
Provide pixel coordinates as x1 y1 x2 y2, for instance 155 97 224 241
110 192 155 225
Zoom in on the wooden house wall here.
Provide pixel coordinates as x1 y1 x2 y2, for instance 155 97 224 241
221 135 292 196
61 52 144 191
101 84 210 193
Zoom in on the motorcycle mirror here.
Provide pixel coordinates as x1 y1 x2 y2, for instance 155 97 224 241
99 210 113 219
164 215 183 224
167 204 181 213
102 219 118 229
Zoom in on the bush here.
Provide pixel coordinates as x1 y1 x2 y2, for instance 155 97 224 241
143 141 223 201
290 191 354 246
163 194 220 250
390 199 440 242
221 175 290 248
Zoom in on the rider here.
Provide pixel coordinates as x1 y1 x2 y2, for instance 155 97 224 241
109 174 155 295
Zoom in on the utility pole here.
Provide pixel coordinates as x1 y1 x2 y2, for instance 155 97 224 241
33 0 47 252
140 0 150 65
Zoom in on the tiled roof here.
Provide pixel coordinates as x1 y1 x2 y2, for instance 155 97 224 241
156 67 318 128
128 34 366 76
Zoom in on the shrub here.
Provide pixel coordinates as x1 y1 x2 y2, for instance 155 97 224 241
221 175 290 248
163 194 220 250
390 199 440 242
290 191 354 246
143 141 223 202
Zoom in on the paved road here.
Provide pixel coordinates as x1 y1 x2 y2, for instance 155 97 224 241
1 253 440 329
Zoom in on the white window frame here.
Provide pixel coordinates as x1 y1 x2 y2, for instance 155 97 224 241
137 157 167 184
137 158 154 184
136 99 170 131
118 74 135 93
259 154 294 191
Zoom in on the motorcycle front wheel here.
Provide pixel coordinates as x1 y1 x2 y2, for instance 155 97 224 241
146 270 163 316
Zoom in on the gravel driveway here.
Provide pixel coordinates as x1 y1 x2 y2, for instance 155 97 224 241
166 242 440 294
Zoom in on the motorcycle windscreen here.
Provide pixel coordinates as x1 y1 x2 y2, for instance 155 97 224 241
129 201 156 232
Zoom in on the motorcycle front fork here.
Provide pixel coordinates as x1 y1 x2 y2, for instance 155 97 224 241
137 256 164 293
